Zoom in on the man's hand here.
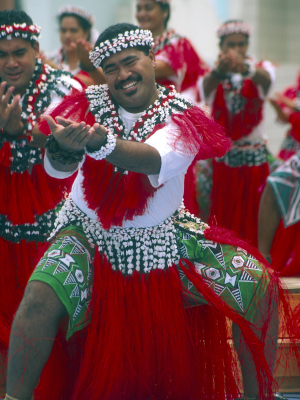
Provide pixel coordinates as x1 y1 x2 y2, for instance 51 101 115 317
43 115 92 152
4 100 24 137
0 82 21 130
43 115 107 152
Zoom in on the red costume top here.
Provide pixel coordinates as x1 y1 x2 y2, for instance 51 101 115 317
153 29 209 101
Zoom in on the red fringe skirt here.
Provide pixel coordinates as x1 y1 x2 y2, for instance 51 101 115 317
209 161 270 247
271 220 300 276
0 238 40 350
31 227 300 400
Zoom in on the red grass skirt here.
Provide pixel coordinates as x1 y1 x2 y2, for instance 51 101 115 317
30 227 300 400
209 161 270 247
0 238 41 351
271 220 300 276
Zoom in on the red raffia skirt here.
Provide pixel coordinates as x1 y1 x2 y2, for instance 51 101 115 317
0 238 39 350
30 226 300 400
271 220 300 276
209 141 270 247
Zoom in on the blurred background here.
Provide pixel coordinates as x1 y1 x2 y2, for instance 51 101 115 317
2 0 300 155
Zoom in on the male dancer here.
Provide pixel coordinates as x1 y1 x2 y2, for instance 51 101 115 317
5 23 293 400
0 9 82 391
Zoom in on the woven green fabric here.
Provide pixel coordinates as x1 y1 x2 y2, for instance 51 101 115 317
177 229 269 323
29 222 269 339
29 225 95 339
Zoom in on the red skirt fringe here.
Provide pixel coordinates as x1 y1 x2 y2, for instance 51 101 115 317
278 149 296 161
0 156 74 225
209 161 270 247
0 238 41 350
271 220 300 276
33 227 300 400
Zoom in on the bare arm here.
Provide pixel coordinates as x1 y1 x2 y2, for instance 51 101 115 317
154 60 176 80
44 116 161 175
258 182 281 263
251 67 271 95
269 98 289 124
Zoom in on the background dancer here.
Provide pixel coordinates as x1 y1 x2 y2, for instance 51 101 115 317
136 0 210 215
42 5 98 86
199 19 276 246
259 150 300 276
270 72 300 160
0 9 83 393
135 0 209 102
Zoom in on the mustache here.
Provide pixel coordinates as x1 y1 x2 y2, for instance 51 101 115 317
115 75 141 90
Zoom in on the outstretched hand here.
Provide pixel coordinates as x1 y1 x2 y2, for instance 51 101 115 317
217 49 246 74
269 94 290 123
43 115 107 152
0 82 21 130
271 93 296 110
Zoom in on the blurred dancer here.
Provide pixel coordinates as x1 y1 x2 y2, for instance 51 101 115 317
43 5 97 86
136 0 209 102
259 150 300 276
0 9 83 390
270 71 300 160
199 19 275 246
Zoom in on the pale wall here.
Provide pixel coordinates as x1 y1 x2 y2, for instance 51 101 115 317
22 0 300 155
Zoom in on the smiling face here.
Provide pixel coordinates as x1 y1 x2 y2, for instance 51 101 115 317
102 47 159 113
220 33 249 58
0 37 39 96
136 0 168 37
59 16 89 53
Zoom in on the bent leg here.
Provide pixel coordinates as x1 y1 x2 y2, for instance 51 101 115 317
6 281 67 400
177 231 279 398
232 287 279 398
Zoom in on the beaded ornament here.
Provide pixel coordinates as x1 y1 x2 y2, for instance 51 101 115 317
86 127 117 160
0 58 74 173
0 23 41 41
216 20 252 38
85 83 193 171
51 195 208 275
90 29 153 68
58 5 94 26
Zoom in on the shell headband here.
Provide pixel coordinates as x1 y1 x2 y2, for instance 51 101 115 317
90 29 153 68
0 23 41 41
217 21 252 38
58 5 95 26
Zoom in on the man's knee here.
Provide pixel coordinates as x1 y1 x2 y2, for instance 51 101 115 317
14 281 67 324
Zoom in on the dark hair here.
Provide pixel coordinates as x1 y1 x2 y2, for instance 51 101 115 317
0 10 36 47
95 23 151 56
59 13 92 41
157 3 170 29
0 9 33 26
219 19 249 46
